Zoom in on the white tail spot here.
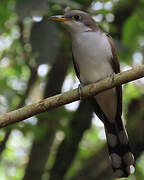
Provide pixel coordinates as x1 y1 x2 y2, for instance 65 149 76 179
107 133 117 147
123 152 134 165
118 130 128 144
110 153 122 168
114 169 123 178
127 165 135 174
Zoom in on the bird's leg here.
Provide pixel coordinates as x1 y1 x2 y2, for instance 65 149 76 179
109 72 115 83
78 83 84 101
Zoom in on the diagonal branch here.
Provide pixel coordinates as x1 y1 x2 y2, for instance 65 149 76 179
0 65 144 128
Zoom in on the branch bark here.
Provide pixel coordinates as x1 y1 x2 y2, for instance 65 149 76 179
0 65 144 128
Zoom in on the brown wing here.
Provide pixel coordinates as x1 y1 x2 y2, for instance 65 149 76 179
107 34 122 115
107 34 120 73
72 52 80 80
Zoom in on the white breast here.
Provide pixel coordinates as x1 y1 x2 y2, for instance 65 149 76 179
72 31 113 84
72 31 117 121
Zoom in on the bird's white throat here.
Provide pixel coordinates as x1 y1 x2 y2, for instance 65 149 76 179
72 31 113 84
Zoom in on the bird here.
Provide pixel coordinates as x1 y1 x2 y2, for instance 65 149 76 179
49 10 135 178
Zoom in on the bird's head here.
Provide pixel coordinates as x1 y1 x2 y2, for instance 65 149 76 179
49 10 98 34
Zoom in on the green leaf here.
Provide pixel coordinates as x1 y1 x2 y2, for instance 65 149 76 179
123 83 140 105
122 13 140 49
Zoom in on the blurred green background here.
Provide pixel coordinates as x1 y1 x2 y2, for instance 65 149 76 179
0 0 144 180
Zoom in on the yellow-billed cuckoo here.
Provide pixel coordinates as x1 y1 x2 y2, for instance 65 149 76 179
49 10 135 178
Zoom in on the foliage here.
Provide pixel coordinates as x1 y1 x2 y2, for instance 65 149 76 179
0 0 144 180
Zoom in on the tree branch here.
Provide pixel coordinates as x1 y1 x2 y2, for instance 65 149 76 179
0 65 144 128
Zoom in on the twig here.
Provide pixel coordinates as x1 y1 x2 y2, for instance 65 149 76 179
0 65 144 128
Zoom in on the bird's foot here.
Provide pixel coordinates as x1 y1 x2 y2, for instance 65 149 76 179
109 72 115 83
78 84 83 101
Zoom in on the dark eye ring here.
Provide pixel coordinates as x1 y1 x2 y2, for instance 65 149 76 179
73 15 81 21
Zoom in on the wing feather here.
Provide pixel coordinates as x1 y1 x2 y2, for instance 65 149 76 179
72 52 80 80
107 34 122 117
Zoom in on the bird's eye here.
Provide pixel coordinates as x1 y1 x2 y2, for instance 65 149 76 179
72 15 81 21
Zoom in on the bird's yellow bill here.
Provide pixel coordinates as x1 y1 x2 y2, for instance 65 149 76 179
49 16 68 22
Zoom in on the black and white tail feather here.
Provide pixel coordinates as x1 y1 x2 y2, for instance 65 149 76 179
91 98 135 178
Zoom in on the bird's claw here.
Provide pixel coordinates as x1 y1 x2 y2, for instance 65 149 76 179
110 72 115 83
78 84 83 100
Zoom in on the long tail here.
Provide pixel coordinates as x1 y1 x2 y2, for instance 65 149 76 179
90 98 135 178
104 116 135 178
